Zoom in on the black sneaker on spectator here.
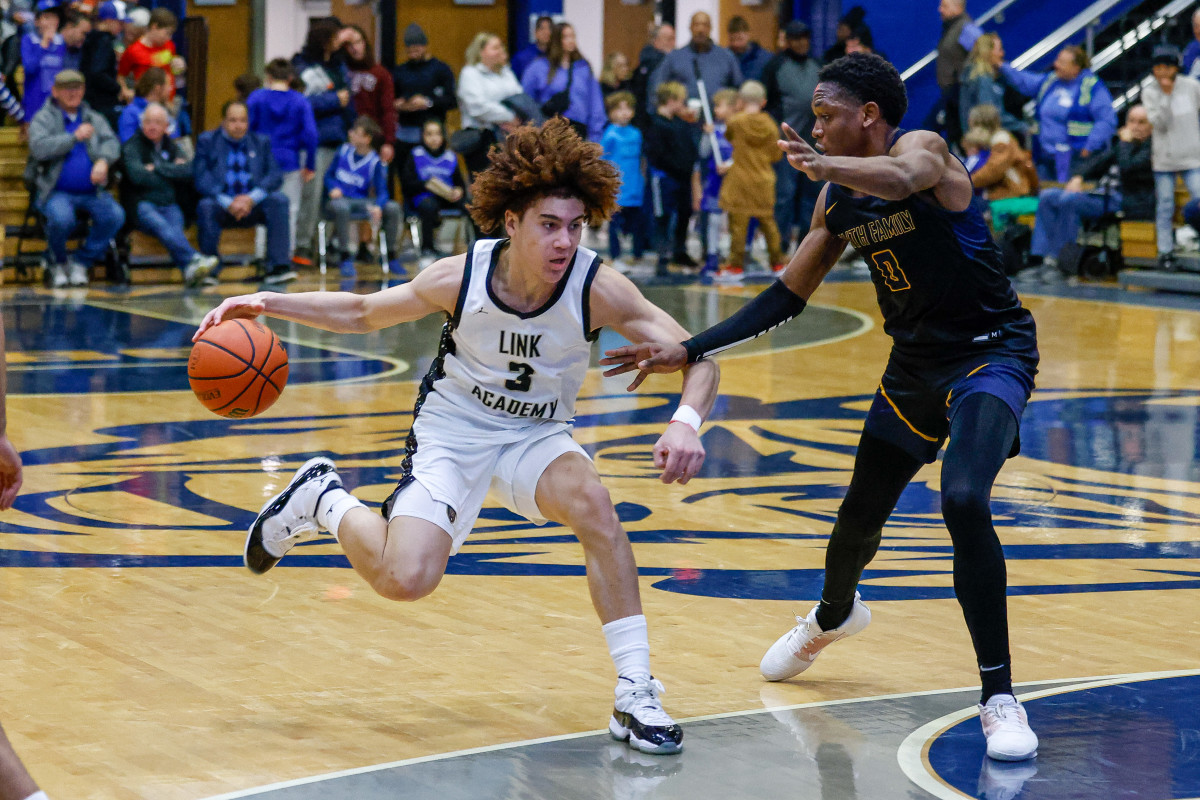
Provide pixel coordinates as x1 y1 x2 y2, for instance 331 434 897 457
263 265 298 284
1157 253 1177 272
355 242 373 263
671 252 699 269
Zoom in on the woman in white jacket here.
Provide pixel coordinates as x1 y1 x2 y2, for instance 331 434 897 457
1142 44 1200 270
457 33 522 139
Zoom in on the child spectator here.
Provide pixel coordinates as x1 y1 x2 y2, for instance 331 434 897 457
118 7 184 99
644 80 699 275
20 1 66 119
248 58 318 257
324 115 402 277
117 66 174 142
718 79 784 279
699 87 735 275
961 126 992 181
233 72 263 103
399 118 465 259
600 90 648 271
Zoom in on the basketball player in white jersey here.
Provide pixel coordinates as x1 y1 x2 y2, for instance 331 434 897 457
194 119 720 755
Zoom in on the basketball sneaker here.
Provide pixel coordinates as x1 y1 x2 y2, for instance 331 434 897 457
244 457 342 575
609 676 683 755
978 694 1038 761
759 592 871 681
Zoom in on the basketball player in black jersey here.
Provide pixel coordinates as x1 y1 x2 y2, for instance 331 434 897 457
602 53 1040 761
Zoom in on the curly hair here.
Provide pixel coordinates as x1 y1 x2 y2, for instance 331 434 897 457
468 117 621 233
818 53 908 127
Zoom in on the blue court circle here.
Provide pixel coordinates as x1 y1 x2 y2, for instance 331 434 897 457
928 675 1200 799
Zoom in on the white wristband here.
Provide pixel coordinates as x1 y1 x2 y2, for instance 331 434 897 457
670 404 702 433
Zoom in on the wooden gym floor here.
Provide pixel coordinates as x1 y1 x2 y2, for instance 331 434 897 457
1 266 1198 799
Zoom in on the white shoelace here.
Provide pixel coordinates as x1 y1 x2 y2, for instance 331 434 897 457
981 697 1027 733
619 677 674 727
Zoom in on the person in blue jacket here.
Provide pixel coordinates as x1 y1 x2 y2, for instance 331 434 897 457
1000 45 1117 183
510 14 553 82
600 91 648 268
521 22 607 141
20 0 66 120
323 115 402 278
193 99 295 284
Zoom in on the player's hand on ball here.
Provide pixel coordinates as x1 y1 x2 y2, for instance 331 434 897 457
193 294 267 342
654 424 705 485
779 123 826 180
600 342 688 391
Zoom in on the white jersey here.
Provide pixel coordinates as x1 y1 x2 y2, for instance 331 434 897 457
421 238 600 429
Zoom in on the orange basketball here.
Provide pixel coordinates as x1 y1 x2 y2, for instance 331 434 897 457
188 319 289 418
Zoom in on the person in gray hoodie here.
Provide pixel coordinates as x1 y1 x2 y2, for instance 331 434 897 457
1142 44 1200 270
25 69 123 288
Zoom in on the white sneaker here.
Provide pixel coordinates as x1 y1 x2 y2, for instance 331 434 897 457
47 262 69 288
67 260 89 286
609 676 682 755
184 254 218 287
759 593 871 681
978 694 1038 761
244 457 342 574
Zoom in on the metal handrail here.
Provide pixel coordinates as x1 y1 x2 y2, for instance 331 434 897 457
1010 0 1127 69
898 0 1026 81
1105 0 1200 109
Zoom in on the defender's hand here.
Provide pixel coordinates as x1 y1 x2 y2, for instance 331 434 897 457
779 123 826 181
654 422 705 485
600 341 688 391
193 294 267 341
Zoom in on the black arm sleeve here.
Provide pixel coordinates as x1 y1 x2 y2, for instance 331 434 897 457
683 279 807 363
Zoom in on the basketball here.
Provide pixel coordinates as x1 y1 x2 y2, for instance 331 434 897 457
188 319 289 418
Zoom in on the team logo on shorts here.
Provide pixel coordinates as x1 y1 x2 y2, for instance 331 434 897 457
2 390 1198 603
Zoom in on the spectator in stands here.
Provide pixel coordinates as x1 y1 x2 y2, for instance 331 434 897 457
726 15 772 82
59 9 88 71
823 6 866 63
960 33 1025 139
720 80 784 277
194 99 295 284
26 69 123 287
81 1 128 131
248 57 318 258
630 23 673 128
233 72 262 103
647 12 741 114
844 27 883 60
292 18 354 261
20 0 65 120
928 0 981 149
400 118 464 260
122 102 218 286
456 31 522 174
762 20 820 251
1023 105 1153 284
118 66 173 142
1002 46 1117 183
391 23 456 179
600 90 647 271
1184 9 1200 79
521 21 606 141
697 87 734 276
510 14 553 82
599 52 632 98
342 24 395 166
1142 44 1200 271
123 5 149 49
963 103 1038 227
323 115 401 277
646 80 699 273
118 7 183 99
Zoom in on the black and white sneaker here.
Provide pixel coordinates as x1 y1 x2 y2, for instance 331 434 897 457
244 457 342 574
609 676 683 755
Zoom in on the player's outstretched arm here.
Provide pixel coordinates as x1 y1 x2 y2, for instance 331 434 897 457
601 184 845 378
0 311 22 511
779 123 952 202
591 268 719 485
192 256 465 340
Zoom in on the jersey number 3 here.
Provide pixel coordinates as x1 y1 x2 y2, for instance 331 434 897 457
871 249 911 292
506 361 534 392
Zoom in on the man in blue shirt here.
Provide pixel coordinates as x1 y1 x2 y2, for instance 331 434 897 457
1001 46 1118 183
194 99 295 284
26 69 124 288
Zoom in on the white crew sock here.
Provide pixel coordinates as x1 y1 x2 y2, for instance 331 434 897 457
314 488 365 542
24 791 49 800
603 614 651 681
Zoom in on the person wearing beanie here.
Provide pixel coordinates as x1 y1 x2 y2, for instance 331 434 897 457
1141 43 1200 270
391 21 456 179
